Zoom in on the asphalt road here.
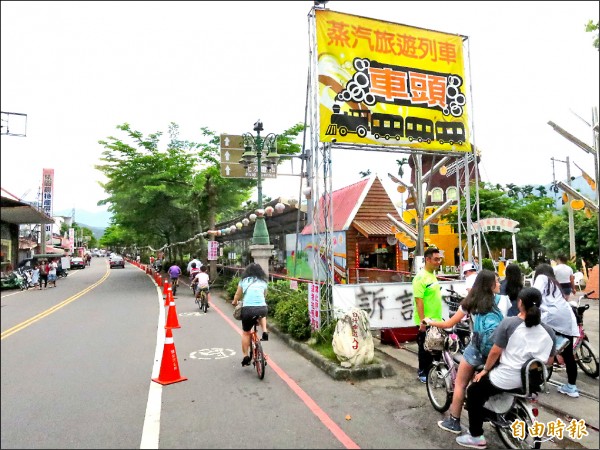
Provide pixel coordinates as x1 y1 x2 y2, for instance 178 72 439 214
1 260 594 448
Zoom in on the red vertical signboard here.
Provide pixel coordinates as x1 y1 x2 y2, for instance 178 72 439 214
308 282 321 330
41 169 54 235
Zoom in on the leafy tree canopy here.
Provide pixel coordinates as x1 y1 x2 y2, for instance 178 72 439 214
95 122 305 259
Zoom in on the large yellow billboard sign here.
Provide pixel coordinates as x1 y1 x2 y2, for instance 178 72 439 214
316 9 470 152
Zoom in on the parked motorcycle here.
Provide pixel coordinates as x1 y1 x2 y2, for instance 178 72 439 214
0 271 26 290
16 267 35 289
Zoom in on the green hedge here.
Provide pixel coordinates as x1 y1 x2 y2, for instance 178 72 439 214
269 281 311 341
223 276 241 302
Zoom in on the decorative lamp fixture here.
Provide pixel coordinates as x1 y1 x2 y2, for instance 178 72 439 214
302 186 312 199
249 213 257 222
275 202 285 213
264 138 280 171
236 222 243 229
241 120 279 245
242 218 250 226
265 206 274 216
230 225 237 233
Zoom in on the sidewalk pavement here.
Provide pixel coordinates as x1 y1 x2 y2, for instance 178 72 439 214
373 335 599 449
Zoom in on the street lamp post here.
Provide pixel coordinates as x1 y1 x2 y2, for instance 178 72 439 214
240 120 279 274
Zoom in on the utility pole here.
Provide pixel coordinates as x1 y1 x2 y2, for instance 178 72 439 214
551 156 576 260
566 156 576 260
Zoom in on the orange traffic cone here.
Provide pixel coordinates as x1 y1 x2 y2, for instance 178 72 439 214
164 286 173 307
163 280 170 297
165 296 181 329
151 328 187 385
157 276 163 287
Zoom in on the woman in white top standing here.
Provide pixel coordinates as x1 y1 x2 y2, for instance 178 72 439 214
533 263 580 397
553 255 576 298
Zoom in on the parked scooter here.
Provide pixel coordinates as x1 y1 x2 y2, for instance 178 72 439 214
16 267 35 289
0 270 26 290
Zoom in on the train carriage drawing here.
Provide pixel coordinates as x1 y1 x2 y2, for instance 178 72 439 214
435 121 465 145
371 113 404 140
405 116 434 143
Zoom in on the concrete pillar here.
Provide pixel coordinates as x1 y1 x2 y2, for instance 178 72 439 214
250 244 274 277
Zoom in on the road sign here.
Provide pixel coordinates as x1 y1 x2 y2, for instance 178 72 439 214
220 133 277 179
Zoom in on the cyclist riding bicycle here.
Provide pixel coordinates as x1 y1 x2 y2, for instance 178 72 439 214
168 263 182 289
232 263 269 367
189 262 201 292
192 265 210 305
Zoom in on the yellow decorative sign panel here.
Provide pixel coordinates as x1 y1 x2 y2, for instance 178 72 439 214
316 9 470 152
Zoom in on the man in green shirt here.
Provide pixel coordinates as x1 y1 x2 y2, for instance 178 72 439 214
412 247 443 382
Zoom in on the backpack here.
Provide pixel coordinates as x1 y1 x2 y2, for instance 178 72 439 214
471 294 504 357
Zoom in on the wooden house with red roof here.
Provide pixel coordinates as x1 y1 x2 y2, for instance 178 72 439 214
287 175 415 284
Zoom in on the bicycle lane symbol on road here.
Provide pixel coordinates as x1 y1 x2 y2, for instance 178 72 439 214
189 348 236 360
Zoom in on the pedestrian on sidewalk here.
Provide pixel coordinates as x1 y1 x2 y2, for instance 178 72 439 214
48 259 58 288
412 247 443 383
38 260 49 290
31 264 40 289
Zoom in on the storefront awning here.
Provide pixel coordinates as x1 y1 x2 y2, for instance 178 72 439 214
1 196 54 225
352 220 395 238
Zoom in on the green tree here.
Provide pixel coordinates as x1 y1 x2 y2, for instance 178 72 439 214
586 19 599 50
443 182 555 264
96 122 305 263
539 208 599 267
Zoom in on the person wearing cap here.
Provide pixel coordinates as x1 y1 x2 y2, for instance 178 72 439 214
463 262 478 291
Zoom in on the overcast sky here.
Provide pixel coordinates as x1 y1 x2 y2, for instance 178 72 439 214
1 1 598 222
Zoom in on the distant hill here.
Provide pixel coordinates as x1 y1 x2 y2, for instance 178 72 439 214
53 209 111 241
80 224 106 241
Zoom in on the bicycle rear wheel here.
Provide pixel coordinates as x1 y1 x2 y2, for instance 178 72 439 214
576 341 599 378
254 339 266 380
201 292 208 313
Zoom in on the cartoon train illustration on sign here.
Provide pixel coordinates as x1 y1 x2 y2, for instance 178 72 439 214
325 104 465 146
